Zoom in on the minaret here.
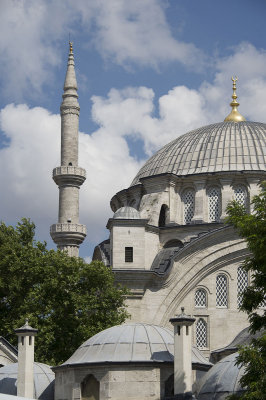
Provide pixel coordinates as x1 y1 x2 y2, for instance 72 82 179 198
14 319 38 398
50 42 86 257
170 307 196 399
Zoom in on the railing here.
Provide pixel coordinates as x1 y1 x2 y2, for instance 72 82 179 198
50 223 87 234
53 166 86 178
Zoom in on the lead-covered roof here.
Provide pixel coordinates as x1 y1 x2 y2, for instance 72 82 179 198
131 121 266 186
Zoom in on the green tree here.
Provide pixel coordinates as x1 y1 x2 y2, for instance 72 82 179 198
0 218 129 366
226 182 266 399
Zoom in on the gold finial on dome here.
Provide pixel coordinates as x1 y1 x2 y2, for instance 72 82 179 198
69 41 73 54
224 76 246 122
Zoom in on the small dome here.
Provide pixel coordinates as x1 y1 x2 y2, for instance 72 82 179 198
0 362 54 400
197 353 244 400
131 121 266 186
113 206 141 219
211 326 262 362
61 323 211 368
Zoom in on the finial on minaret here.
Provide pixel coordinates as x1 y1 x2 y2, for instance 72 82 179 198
69 41 73 54
224 76 246 122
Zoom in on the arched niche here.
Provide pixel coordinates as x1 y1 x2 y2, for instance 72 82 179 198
159 204 169 227
81 374 100 400
163 239 183 249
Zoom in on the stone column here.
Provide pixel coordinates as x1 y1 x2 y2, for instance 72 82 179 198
169 180 177 224
175 183 182 225
170 307 195 399
14 319 38 398
247 177 261 213
219 178 233 220
191 180 206 224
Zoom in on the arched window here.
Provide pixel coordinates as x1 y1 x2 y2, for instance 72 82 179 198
208 187 221 222
159 204 169 227
195 289 207 308
196 318 207 348
216 274 228 307
182 190 195 224
237 266 248 308
234 185 247 208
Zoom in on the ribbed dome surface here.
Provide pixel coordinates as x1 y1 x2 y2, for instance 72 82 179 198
0 362 54 400
131 121 266 186
113 206 141 219
61 323 211 367
197 353 244 399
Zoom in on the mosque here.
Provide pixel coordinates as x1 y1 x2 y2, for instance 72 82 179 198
0 44 265 400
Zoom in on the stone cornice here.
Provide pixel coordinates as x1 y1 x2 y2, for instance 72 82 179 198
107 218 148 230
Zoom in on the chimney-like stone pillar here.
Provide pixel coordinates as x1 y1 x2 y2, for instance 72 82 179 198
14 319 38 398
170 307 195 399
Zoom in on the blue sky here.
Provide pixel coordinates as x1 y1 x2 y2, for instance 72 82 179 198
1 0 266 260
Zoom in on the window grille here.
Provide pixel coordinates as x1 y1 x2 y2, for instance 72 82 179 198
125 247 133 262
208 187 220 222
182 190 195 224
234 186 246 208
216 274 228 307
195 289 207 307
196 318 207 348
237 266 248 308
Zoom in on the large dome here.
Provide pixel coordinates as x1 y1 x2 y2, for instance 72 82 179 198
61 323 211 368
131 121 266 186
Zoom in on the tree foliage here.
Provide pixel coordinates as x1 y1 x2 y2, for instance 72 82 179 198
226 182 266 399
0 218 129 366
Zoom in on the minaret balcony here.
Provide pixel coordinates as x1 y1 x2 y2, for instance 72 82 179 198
53 166 86 187
50 223 87 247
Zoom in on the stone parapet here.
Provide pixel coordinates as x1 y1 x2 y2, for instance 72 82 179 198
50 223 87 247
53 166 86 187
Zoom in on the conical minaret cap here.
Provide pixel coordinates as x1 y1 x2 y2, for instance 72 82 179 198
169 307 196 325
224 76 246 122
61 41 79 110
14 318 38 335
63 41 78 91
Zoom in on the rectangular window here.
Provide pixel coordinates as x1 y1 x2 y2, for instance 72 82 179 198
125 247 133 262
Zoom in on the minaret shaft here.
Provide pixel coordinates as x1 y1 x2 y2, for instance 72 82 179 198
61 113 79 166
50 43 86 257
59 186 79 223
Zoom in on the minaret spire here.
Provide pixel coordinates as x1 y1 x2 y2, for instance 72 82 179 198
50 43 86 257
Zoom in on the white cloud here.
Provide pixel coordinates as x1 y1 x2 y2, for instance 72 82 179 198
0 0 75 100
81 0 205 70
0 104 60 239
0 0 205 101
